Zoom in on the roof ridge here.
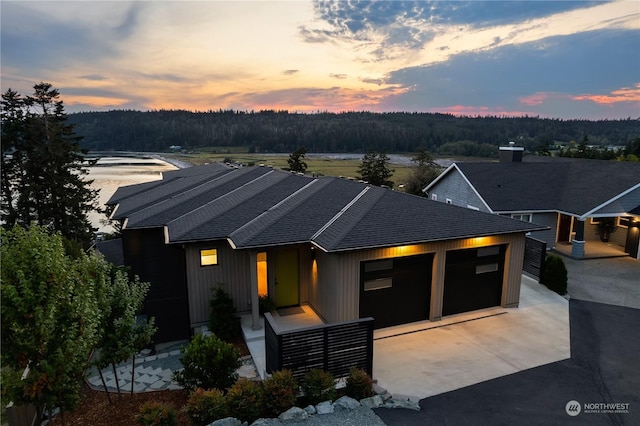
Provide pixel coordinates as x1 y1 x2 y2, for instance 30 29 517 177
124 167 255 227
312 185 386 251
227 177 328 247
311 186 371 241
167 169 282 240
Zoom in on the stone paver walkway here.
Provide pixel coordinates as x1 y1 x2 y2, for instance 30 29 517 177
86 342 259 393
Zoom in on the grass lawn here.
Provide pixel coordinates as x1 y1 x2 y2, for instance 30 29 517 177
167 149 415 189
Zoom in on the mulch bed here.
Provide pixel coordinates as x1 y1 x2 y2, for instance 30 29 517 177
53 385 190 426
53 338 251 425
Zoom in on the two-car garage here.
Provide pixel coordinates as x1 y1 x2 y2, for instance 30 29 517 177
359 245 506 329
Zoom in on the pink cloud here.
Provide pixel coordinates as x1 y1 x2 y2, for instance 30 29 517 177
571 83 640 105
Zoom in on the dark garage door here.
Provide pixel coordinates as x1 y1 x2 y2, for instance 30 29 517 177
442 245 505 316
359 253 433 329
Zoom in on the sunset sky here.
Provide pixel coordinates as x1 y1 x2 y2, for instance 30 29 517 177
2 1 639 119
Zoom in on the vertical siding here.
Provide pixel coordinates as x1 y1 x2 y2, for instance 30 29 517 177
311 233 526 324
429 170 491 213
530 212 559 248
185 242 251 327
584 219 628 248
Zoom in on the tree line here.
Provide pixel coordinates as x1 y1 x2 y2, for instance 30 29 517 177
68 109 639 157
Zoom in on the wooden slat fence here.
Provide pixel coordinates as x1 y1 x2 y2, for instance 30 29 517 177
524 236 546 281
264 313 374 380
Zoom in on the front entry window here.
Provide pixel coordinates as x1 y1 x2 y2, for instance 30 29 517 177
257 252 268 296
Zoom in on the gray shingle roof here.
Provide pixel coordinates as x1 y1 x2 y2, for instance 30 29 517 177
111 164 545 252
454 159 640 216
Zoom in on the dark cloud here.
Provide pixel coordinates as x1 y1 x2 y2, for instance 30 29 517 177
330 73 347 79
80 74 108 81
300 1 602 60
378 29 639 118
283 70 299 75
0 2 143 74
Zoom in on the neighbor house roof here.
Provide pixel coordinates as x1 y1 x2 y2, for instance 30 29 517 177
425 158 640 217
107 164 546 252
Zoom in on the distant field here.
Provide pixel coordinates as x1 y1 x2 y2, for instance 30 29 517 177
168 150 415 189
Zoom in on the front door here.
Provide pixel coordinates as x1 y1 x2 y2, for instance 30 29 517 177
274 249 299 308
558 214 572 242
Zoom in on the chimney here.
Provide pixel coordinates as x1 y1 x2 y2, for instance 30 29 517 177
499 141 524 162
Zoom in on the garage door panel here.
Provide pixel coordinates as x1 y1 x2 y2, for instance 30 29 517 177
359 253 433 329
442 245 505 317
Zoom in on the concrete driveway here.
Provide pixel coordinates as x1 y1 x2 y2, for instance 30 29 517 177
372 275 570 400
376 299 640 425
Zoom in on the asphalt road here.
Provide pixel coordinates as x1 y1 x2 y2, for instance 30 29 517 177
375 299 640 425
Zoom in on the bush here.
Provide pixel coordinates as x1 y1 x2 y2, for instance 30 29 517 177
209 287 242 342
262 369 298 416
182 388 228 426
172 333 240 392
345 368 375 400
542 254 568 295
258 295 276 315
137 401 178 426
224 378 264 423
301 369 336 405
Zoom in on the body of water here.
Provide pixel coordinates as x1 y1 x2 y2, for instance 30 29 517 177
88 157 178 234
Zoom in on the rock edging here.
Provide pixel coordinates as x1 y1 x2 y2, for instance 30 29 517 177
206 390 421 426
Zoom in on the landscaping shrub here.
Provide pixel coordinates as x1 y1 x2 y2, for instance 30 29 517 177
224 378 264 423
258 295 276 315
262 369 298 416
345 367 375 400
301 369 336 405
172 333 240 392
542 254 568 295
182 388 227 426
137 401 178 426
209 287 242 342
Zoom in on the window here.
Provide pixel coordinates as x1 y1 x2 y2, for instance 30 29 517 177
511 214 532 222
364 278 393 291
477 246 500 257
257 252 267 296
200 249 218 266
446 198 453 204
476 263 499 274
617 217 632 229
364 259 393 272
431 193 438 201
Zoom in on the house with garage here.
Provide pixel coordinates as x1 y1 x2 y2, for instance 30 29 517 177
105 162 545 345
424 144 640 260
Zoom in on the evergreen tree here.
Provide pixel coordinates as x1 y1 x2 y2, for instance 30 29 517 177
1 83 99 247
404 149 442 196
287 147 308 173
357 150 394 188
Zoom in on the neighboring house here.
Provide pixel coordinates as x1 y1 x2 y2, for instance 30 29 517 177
424 145 640 260
105 163 545 344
